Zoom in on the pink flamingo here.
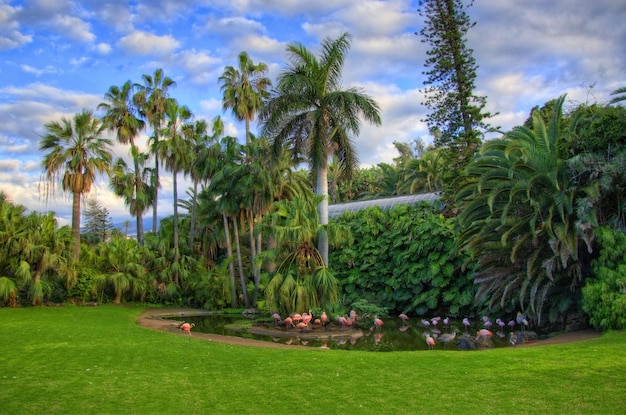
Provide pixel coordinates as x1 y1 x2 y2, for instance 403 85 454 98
337 316 348 330
292 313 302 324
297 321 308 330
443 317 450 328
373 316 384 330
179 322 194 336
284 316 295 329
426 334 436 350
321 311 328 329
476 329 493 340
399 313 409 326
271 313 282 327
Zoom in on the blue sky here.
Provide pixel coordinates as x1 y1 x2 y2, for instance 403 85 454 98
1 0 625 226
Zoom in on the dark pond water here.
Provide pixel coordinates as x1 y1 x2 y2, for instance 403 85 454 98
175 314 517 351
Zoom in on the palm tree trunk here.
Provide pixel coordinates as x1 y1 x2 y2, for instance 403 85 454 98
233 216 250 307
153 134 160 234
133 154 144 246
189 179 198 249
316 160 330 266
71 191 81 261
247 210 260 305
223 213 237 307
172 171 179 286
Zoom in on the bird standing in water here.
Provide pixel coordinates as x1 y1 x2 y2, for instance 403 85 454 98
439 329 459 349
180 322 195 336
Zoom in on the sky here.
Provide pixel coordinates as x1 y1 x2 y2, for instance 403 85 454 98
1 0 625 227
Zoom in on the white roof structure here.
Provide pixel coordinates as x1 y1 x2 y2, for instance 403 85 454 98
328 192 442 218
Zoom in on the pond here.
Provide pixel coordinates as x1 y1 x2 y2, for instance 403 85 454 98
174 313 520 351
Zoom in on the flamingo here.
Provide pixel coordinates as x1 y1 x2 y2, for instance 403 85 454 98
425 334 436 350
399 313 409 326
292 313 302 324
476 329 493 340
350 310 358 323
509 332 519 346
373 316 384 330
179 322 195 336
321 311 328 329
439 329 459 349
271 313 282 327
443 317 450 328
337 316 348 330
284 316 295 329
302 311 313 325
508 320 516 330
375 332 384 344
421 319 430 328
297 321 308 330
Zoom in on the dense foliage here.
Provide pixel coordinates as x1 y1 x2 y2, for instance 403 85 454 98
582 227 626 330
330 202 474 316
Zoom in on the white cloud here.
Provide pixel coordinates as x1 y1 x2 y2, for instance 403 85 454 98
118 31 180 56
0 3 33 50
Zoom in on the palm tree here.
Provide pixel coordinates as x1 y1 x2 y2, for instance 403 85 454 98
134 68 177 233
260 32 382 266
262 194 343 316
96 235 149 304
99 81 148 244
40 110 113 260
157 99 193 285
186 117 224 249
609 86 626 105
219 51 271 145
455 95 599 322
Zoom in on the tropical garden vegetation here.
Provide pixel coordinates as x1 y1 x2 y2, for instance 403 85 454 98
1 5 625 334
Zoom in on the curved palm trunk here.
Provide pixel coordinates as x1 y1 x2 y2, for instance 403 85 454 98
223 213 237 307
71 190 81 261
316 160 330 267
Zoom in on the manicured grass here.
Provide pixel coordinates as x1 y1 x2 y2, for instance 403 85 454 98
1 305 625 414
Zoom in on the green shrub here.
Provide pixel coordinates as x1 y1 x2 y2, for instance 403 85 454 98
582 226 626 330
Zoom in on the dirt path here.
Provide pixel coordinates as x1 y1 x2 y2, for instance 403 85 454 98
137 308 601 349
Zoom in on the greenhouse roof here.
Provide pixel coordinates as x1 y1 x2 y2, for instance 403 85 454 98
328 192 441 218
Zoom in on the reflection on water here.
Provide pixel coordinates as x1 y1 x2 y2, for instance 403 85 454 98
174 314 514 351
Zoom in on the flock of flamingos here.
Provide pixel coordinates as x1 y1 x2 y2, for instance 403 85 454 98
178 310 531 350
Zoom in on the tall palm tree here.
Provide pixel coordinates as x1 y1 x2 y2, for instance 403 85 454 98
219 51 271 145
98 81 147 244
186 117 224 249
260 32 382 266
40 110 112 260
157 99 193 285
134 68 177 233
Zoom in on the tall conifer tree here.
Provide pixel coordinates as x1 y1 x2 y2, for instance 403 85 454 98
417 0 494 165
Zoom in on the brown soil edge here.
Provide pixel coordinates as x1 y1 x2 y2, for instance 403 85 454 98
137 308 310 349
137 308 601 349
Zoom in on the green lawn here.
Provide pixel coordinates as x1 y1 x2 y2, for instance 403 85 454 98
1 305 625 414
